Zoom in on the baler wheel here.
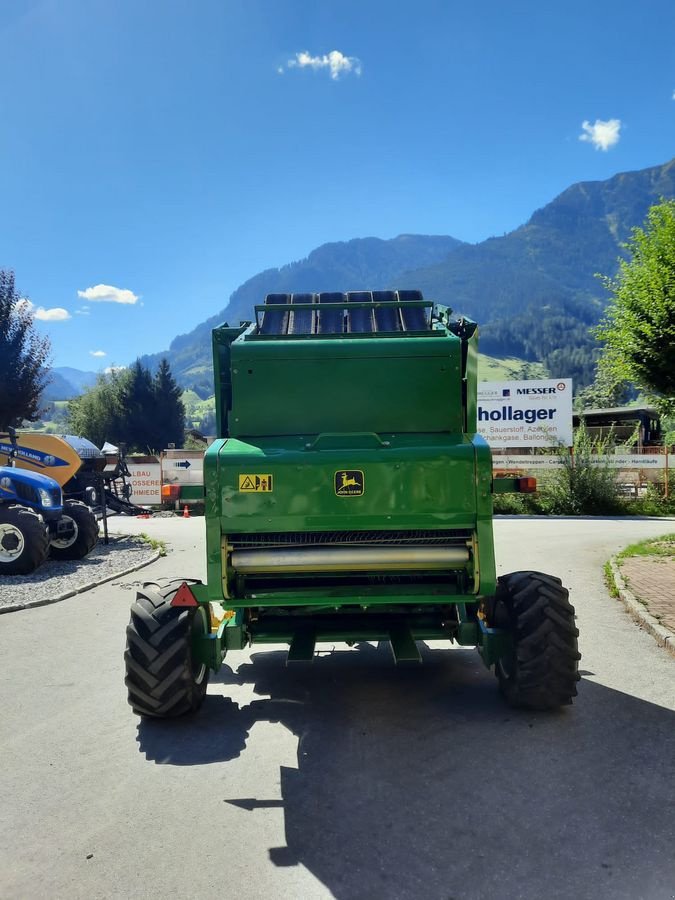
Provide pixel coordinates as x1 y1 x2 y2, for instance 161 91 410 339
493 571 580 710
0 504 49 575
49 500 99 560
124 579 210 718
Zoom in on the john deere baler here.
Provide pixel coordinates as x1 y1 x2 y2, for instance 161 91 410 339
124 291 580 717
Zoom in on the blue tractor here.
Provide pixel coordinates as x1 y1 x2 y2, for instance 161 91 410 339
0 428 98 575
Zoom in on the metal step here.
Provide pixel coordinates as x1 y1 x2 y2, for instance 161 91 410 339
287 629 316 663
389 624 422 664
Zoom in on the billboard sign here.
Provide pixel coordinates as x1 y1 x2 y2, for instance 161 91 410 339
478 379 573 448
126 458 162 505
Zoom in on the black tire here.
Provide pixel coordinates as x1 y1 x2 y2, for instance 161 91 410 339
124 579 210 718
49 500 99 560
493 571 581 710
0 504 49 575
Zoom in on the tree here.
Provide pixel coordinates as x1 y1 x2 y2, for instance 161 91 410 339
153 358 185 449
0 270 51 430
68 369 130 448
121 360 157 452
595 199 675 413
574 363 631 411
68 359 185 451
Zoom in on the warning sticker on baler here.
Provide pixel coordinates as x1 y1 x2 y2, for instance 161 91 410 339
238 474 273 492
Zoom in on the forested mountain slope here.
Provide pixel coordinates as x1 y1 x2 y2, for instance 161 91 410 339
141 158 675 392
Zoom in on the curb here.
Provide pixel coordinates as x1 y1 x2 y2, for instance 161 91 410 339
608 556 675 657
0 547 161 615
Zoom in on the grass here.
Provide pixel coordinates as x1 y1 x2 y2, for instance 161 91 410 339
138 532 168 557
477 353 547 381
616 534 675 562
610 535 675 618
603 560 620 598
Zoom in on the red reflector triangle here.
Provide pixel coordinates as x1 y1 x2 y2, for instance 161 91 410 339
171 582 198 607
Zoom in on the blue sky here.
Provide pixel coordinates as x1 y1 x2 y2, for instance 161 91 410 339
2 0 675 370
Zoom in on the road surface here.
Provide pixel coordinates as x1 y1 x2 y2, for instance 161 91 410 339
1 516 674 900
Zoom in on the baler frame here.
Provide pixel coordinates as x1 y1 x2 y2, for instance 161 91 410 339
124 291 580 717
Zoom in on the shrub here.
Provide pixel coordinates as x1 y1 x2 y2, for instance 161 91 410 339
542 424 626 515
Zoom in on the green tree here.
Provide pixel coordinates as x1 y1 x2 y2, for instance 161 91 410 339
68 359 186 451
574 363 631 411
120 360 157 451
595 199 675 413
0 270 51 430
153 358 185 448
68 369 129 447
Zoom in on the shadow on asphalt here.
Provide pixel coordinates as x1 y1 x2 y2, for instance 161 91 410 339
136 643 675 900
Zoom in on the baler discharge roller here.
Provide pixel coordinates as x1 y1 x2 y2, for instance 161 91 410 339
230 544 470 575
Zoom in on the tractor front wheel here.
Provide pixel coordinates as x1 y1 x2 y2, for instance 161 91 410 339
493 571 580 710
0 504 49 575
124 579 210 718
49 500 99 560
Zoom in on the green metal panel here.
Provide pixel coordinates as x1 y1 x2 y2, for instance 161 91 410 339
204 440 226 601
228 332 463 436
464 327 478 435
179 485 204 502
471 435 497 597
213 325 248 437
203 294 501 651
216 433 477 534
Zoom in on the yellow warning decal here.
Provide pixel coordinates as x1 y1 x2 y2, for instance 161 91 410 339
239 474 273 492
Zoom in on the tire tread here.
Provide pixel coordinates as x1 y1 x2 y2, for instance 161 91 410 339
495 570 580 710
124 580 209 718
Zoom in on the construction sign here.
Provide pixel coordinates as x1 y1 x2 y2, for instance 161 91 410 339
238 474 273 492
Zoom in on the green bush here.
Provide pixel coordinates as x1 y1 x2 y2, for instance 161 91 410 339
540 425 626 515
492 490 548 515
630 477 675 516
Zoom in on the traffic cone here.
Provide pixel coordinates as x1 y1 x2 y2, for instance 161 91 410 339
183 505 190 519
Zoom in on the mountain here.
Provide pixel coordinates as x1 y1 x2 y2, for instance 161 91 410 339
42 367 98 401
53 367 98 393
395 158 675 383
138 234 464 390
140 158 675 391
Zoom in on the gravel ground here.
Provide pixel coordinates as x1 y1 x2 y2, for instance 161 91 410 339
0 534 158 611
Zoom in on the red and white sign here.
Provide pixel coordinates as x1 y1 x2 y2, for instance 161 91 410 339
126 459 162 505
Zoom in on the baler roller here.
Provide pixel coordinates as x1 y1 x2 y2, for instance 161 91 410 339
230 544 470 574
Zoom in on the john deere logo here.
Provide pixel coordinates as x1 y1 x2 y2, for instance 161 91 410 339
335 470 364 496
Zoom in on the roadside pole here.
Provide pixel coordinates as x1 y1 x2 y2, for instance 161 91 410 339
665 445 669 500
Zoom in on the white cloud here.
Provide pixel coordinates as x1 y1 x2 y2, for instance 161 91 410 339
34 306 71 321
16 297 70 321
75 308 90 316
89 350 106 357
77 284 139 304
104 365 127 375
283 50 362 80
579 118 622 151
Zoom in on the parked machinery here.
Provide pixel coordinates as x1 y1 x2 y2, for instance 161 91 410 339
124 290 580 717
0 429 98 574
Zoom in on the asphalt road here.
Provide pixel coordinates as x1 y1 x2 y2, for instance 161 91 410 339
1 516 674 900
